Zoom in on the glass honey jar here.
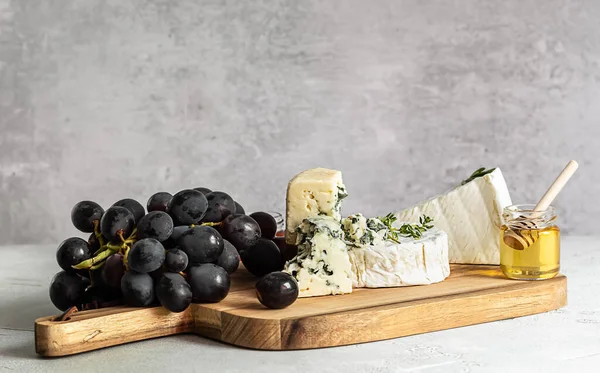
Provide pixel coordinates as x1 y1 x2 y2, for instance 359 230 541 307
500 204 560 280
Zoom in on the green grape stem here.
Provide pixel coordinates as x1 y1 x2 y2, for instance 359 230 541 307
123 245 131 271
74 228 138 270
72 247 116 270
89 261 106 271
191 222 223 228
93 220 106 247
93 246 106 256
92 220 108 255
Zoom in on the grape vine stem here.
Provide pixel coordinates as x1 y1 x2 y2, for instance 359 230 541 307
73 228 138 270
191 222 223 228
93 220 106 246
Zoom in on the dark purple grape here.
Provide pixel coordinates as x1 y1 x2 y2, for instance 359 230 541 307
165 248 188 273
149 267 165 282
156 273 192 312
88 233 102 253
101 253 125 288
121 272 155 307
147 192 173 213
216 214 238 238
202 191 236 222
127 238 166 273
112 198 145 225
167 189 208 225
77 285 122 309
234 201 245 215
100 206 135 243
256 272 298 309
71 201 104 233
76 269 91 279
88 266 105 287
241 238 283 277
223 215 261 251
188 264 230 303
161 225 189 251
273 237 298 262
193 187 212 195
215 240 239 274
161 238 177 250
56 237 91 273
49 271 90 311
171 225 190 241
178 226 224 265
137 211 174 242
249 212 277 239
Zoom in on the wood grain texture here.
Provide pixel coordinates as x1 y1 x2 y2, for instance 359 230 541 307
35 265 567 356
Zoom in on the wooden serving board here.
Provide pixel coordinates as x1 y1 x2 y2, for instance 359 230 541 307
35 264 567 357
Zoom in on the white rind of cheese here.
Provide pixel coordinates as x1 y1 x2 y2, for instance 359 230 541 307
348 227 450 288
285 168 347 244
284 216 353 297
395 168 512 265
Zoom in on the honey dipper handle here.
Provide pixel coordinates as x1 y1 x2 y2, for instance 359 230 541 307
534 160 579 212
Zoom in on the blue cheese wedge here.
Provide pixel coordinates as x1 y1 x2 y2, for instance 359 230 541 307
285 168 348 244
283 216 353 297
395 168 512 265
342 214 390 247
347 227 450 288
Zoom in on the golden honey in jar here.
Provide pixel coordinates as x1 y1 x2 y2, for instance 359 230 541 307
500 204 560 280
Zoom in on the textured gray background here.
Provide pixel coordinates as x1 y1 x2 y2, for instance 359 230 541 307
0 0 597 245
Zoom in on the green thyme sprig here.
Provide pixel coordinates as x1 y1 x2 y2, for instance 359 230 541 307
398 215 433 240
461 167 496 185
378 213 401 243
377 213 434 242
378 213 397 229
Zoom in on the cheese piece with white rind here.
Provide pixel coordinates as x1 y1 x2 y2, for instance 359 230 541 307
284 216 353 297
285 168 347 244
395 168 512 264
347 227 450 288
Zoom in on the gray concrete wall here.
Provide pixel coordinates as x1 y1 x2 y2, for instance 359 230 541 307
0 0 598 244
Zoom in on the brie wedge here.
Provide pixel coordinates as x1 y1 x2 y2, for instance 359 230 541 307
395 168 512 264
347 227 450 288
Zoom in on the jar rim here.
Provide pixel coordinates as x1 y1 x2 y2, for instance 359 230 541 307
503 204 556 214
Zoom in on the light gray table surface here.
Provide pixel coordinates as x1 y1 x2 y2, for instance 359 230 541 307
1 237 599 373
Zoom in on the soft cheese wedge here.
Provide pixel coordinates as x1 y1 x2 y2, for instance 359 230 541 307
395 168 512 264
342 214 450 288
285 168 348 245
348 228 450 288
284 216 353 297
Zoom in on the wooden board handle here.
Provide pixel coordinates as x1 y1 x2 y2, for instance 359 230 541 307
534 160 579 212
35 306 194 357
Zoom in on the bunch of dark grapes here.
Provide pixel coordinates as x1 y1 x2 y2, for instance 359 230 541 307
49 188 300 315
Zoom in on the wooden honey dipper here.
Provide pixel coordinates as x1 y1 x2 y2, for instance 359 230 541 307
503 160 579 251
